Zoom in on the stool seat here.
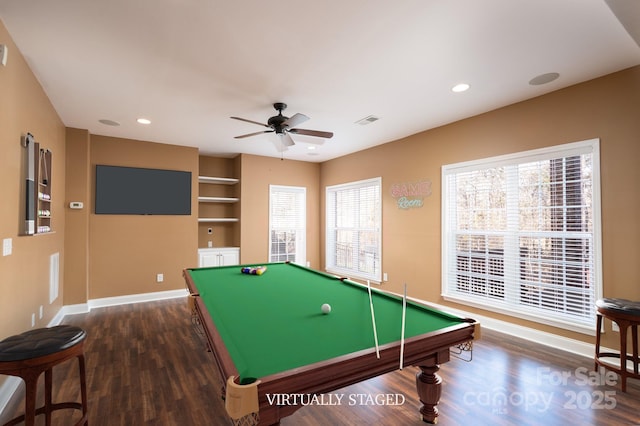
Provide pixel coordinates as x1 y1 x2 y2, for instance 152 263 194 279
596 298 640 317
0 325 88 426
0 325 86 362
594 298 640 392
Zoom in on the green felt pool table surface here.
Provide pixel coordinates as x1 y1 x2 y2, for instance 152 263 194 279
186 262 467 380
184 262 478 425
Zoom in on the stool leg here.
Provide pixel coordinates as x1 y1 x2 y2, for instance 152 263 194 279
633 324 639 375
78 354 89 424
23 374 39 426
595 314 603 371
45 368 53 426
619 322 628 392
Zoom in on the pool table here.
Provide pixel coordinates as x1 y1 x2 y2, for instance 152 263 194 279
183 262 479 425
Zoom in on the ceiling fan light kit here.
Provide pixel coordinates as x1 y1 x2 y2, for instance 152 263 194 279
231 103 333 152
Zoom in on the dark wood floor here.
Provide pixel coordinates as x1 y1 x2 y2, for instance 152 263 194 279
2 297 639 425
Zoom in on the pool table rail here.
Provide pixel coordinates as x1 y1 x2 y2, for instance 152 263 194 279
252 320 476 424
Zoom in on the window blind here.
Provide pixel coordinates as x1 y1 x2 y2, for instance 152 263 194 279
326 177 381 282
269 185 306 264
442 139 601 332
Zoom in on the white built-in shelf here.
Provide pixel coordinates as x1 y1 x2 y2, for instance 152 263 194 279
198 196 239 203
198 175 240 222
198 176 239 185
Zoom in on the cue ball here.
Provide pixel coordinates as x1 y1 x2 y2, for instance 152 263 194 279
321 303 332 314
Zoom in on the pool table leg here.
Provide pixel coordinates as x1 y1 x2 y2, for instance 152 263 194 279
415 350 449 424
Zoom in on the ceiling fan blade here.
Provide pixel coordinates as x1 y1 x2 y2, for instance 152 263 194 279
279 132 295 147
282 113 309 129
230 116 270 127
289 128 334 139
292 135 325 145
234 130 274 139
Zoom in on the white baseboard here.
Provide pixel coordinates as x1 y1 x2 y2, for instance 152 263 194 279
87 288 189 310
55 288 190 320
0 378 21 420
428 302 597 359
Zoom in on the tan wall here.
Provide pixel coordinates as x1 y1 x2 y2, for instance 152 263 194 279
239 154 321 268
321 66 640 349
64 128 90 305
0 22 66 336
87 135 198 299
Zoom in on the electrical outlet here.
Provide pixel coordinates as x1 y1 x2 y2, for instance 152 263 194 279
612 322 619 332
156 273 164 283
39 305 43 319
383 272 388 282
31 313 35 327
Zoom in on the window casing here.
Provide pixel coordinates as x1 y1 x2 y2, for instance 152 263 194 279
269 185 306 265
326 177 382 282
442 139 601 333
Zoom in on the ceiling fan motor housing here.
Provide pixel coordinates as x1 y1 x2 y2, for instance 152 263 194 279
268 103 289 133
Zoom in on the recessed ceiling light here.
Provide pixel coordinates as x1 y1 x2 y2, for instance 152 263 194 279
98 119 120 126
529 72 560 86
137 118 151 125
307 146 316 150
452 83 470 93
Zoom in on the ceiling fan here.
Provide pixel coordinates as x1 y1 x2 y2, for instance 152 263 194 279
231 103 333 152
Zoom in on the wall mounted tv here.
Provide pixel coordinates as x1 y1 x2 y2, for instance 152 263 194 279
95 165 192 215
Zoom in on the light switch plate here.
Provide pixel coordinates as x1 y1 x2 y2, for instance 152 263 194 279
0 44 7 67
2 238 12 256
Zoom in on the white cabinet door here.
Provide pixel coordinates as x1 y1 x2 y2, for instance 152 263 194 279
198 248 240 267
219 249 239 266
199 251 221 267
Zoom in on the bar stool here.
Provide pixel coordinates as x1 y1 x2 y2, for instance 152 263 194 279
0 325 88 426
594 298 640 392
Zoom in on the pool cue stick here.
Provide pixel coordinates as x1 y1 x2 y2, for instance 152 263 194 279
399 283 407 369
367 280 380 359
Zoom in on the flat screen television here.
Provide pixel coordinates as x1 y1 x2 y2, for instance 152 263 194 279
95 165 192 215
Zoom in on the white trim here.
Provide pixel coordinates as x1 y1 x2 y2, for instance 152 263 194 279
427 301 598 359
269 185 307 265
325 176 382 282
441 138 602 333
87 289 188 310
0 377 21 417
442 294 596 336
441 138 598 173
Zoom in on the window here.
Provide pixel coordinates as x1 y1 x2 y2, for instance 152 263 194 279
326 177 381 282
442 139 601 333
269 185 306 265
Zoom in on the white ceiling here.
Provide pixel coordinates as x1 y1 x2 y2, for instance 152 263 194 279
1 0 639 162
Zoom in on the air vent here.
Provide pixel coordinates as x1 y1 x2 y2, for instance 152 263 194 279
98 119 120 126
355 115 380 125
